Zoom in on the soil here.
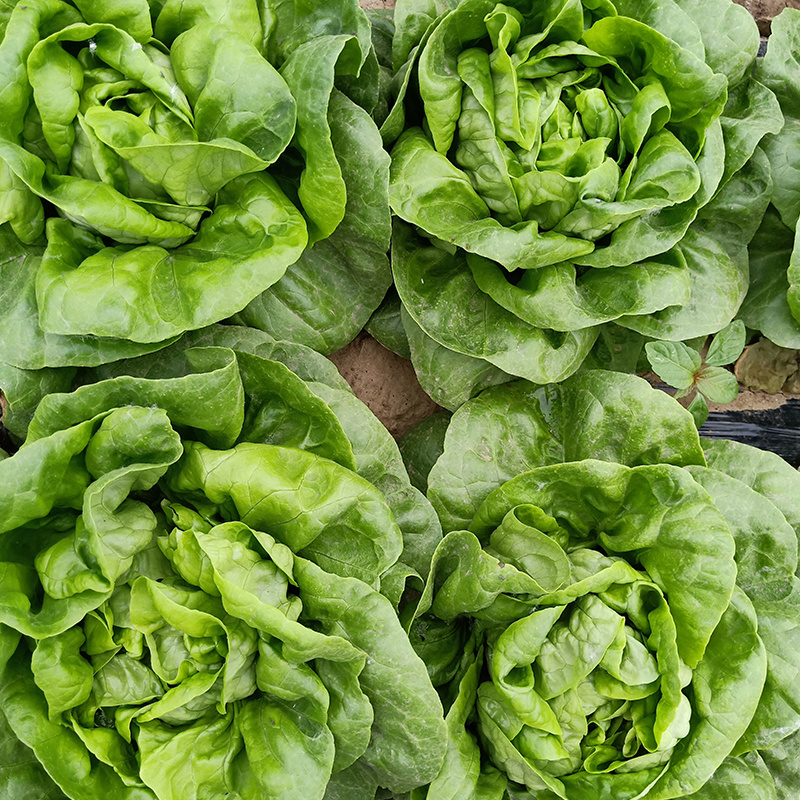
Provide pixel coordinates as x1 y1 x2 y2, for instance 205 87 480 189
707 389 789 412
733 0 800 34
328 333 441 438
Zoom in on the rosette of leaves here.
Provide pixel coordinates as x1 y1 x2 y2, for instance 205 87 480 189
739 9 800 351
0 0 392 378
0 332 447 800
379 0 782 409
401 371 800 799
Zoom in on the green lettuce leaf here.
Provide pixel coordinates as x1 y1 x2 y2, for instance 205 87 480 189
0 0 388 368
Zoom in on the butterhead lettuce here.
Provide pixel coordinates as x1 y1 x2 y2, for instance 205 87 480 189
0 0 392 373
382 0 782 407
0 333 447 799
401 370 800 799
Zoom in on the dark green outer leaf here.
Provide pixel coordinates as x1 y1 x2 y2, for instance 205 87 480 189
401 307 513 412
234 351 357 471
424 647 507 800
365 8 393 70
186 327 350 389
380 12 445 146
694 145 774 267
761 116 800 232
399 411 452 495
239 90 391 353
687 392 710 429
365 291 411 360
322 761 381 800
580 324 646 374
266 0 372 73
737 209 800 349
0 703 67 800
0 362 74 443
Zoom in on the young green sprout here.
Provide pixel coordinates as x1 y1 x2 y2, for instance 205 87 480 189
645 320 746 427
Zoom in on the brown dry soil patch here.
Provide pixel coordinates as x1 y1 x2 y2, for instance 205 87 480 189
734 0 800 34
329 333 441 438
